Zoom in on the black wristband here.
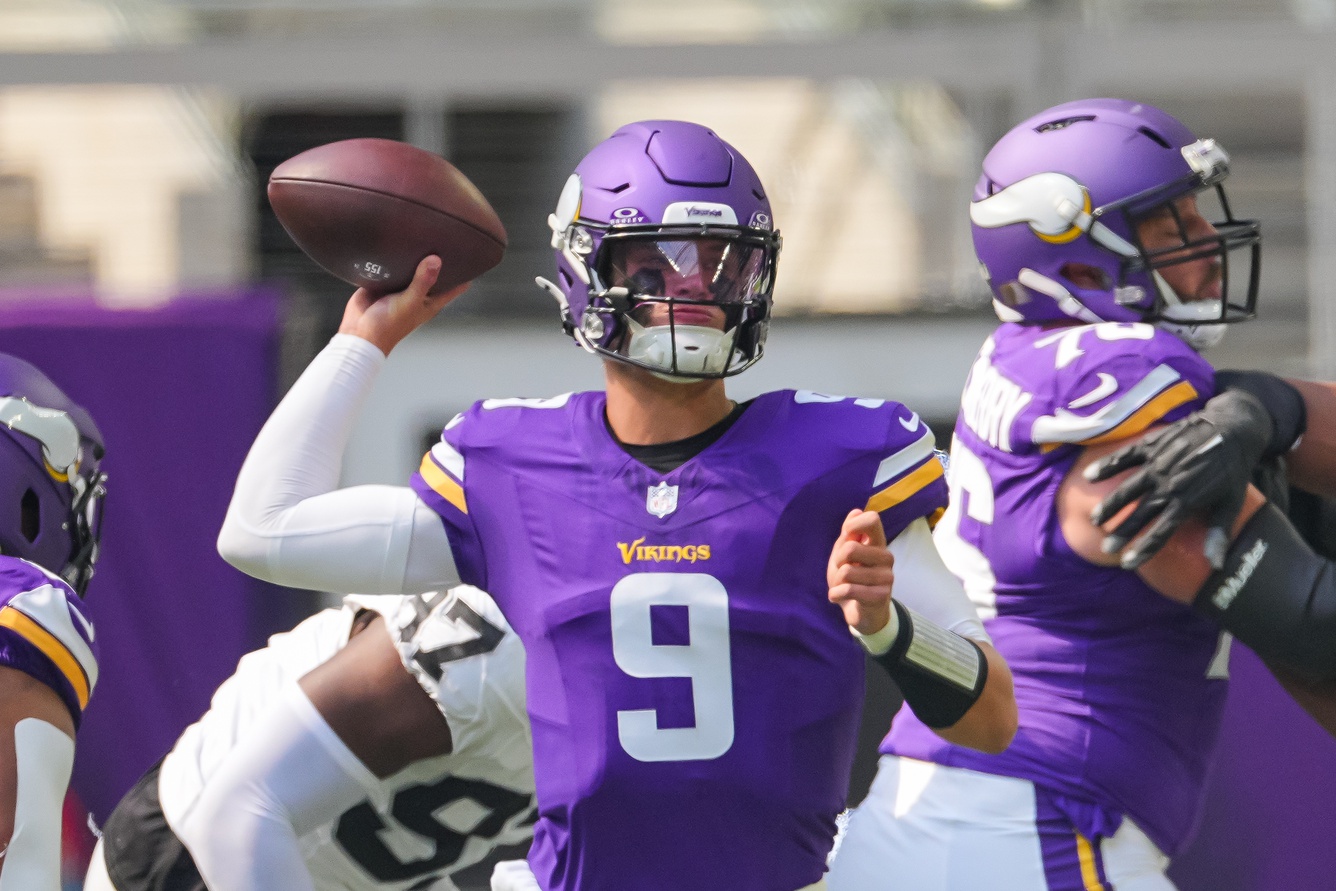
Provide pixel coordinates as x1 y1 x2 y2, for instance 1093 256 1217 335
1195 502 1336 681
1215 369 1308 458
872 601 989 728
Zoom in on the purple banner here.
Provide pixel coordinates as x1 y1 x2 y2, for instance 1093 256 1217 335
0 288 291 824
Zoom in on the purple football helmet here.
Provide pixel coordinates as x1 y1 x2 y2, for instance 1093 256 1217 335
0 354 106 595
536 120 782 380
970 98 1260 347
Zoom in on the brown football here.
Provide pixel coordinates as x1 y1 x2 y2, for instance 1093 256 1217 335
267 138 507 296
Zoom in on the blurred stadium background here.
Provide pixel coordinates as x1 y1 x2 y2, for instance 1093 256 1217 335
1 1 1332 889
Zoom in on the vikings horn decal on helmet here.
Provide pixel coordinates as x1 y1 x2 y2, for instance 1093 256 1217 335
536 120 782 381
969 98 1261 350
0 354 106 595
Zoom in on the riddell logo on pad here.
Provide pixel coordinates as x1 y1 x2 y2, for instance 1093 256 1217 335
617 537 711 564
1211 539 1268 611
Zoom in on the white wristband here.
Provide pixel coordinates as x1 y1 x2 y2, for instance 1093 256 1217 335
850 605 900 657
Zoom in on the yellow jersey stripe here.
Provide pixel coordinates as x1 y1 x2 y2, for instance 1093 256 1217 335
1077 380 1199 447
1075 832 1106 891
0 606 90 710
419 454 468 514
866 458 944 514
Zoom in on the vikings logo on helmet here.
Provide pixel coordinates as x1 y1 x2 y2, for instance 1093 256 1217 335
536 121 783 382
969 99 1261 351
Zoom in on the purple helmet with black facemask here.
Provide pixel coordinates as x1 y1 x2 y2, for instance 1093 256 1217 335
0 354 106 595
537 120 782 380
970 98 1260 350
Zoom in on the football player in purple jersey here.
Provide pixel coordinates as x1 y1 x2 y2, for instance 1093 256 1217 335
827 98 1332 891
0 353 106 891
217 120 1016 891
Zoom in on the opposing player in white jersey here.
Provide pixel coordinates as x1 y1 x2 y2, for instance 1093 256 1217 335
83 585 534 891
0 353 106 891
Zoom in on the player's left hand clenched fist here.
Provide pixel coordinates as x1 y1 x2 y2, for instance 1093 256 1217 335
828 509 894 636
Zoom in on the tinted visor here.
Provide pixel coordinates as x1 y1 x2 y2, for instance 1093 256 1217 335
599 235 774 306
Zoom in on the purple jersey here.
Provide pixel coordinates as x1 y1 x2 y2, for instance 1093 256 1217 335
885 321 1227 857
0 556 98 726
412 389 947 891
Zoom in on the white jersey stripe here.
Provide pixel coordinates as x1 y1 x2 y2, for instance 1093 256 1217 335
430 440 466 482
873 426 937 488
8 585 98 690
1030 364 1182 445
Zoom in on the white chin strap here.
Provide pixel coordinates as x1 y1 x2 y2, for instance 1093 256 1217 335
1153 271 1227 352
623 316 738 382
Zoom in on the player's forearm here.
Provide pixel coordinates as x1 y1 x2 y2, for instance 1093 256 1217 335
175 686 374 891
1191 501 1336 681
863 603 1016 753
0 685 76 891
930 642 1017 754
1287 379 1336 497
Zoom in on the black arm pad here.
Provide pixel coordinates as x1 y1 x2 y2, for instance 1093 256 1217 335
1215 369 1308 458
1195 501 1336 681
871 601 990 729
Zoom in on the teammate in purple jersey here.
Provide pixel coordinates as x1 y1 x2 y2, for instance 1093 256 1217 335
0 353 106 891
218 120 1017 891
827 99 1332 891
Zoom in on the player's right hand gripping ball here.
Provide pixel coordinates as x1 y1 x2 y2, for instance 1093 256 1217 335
267 138 507 296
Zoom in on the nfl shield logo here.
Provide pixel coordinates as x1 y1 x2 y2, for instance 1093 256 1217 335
646 482 678 518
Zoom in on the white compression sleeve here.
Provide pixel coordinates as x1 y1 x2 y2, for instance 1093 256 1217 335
217 334 457 594
887 518 990 643
0 719 73 891
173 684 381 891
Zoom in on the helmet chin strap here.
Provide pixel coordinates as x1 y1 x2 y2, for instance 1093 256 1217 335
1153 271 1227 352
623 316 738 382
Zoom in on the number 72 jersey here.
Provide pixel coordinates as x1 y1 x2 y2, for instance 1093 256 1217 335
411 388 948 891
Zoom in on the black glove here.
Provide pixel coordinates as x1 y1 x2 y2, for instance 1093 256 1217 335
1086 387 1271 570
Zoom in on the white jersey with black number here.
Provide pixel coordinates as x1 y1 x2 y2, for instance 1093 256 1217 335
156 586 534 891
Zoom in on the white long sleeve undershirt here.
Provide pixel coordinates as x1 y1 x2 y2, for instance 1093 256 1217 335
174 684 379 891
217 334 457 595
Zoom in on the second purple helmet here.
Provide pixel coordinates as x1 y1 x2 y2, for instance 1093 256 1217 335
537 120 782 380
969 98 1260 348
0 354 106 595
